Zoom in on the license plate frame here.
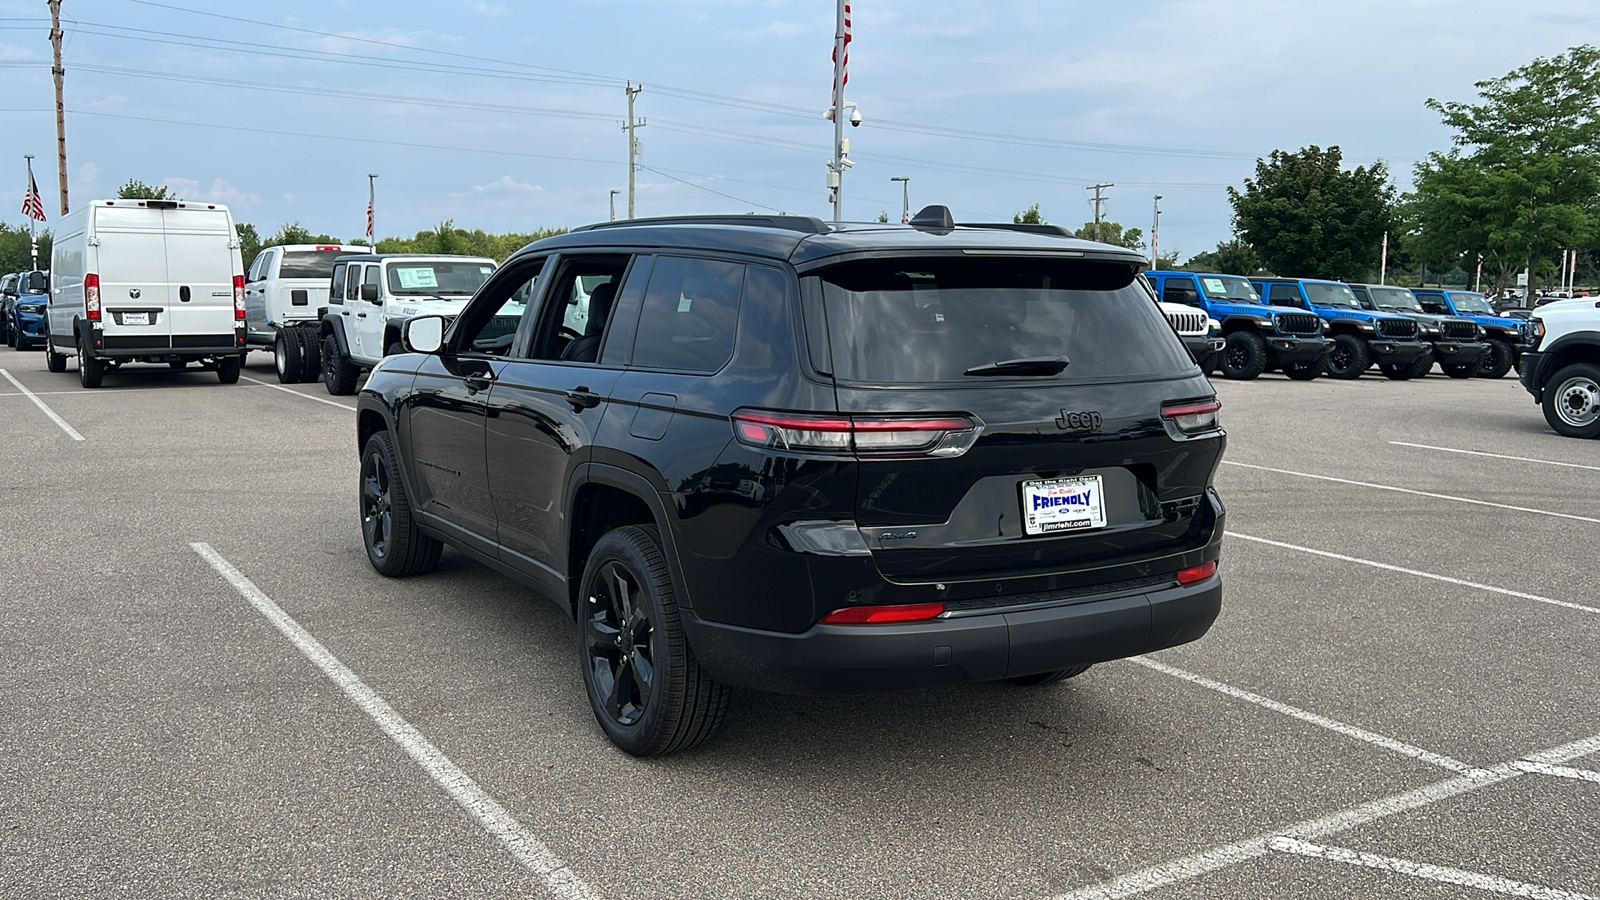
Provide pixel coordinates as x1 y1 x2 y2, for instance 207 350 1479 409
1021 475 1107 536
122 312 149 326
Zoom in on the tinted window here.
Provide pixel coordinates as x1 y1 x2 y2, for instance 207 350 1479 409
817 257 1192 383
386 262 495 297
278 250 346 280
631 256 744 372
345 265 362 303
1268 284 1301 305
455 259 543 357
1162 280 1200 304
328 263 345 305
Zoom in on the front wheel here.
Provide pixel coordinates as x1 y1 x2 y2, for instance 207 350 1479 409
360 431 443 576
1323 334 1370 379
46 341 67 373
1477 338 1515 379
323 333 359 395
1220 332 1268 380
1541 363 1600 438
578 525 731 756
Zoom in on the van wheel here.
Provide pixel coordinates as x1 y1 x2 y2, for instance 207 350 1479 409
1006 665 1092 686
1220 332 1268 380
1477 338 1515 379
46 343 67 373
579 525 731 756
274 330 303 384
297 329 321 382
77 334 104 388
1542 363 1600 438
216 355 242 384
360 431 443 576
1323 334 1370 379
323 334 358 395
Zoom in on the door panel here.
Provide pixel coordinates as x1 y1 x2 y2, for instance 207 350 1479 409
161 209 238 340
403 353 502 543
96 226 172 346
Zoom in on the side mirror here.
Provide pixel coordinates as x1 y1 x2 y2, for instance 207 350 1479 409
360 283 381 302
402 315 445 353
28 272 48 293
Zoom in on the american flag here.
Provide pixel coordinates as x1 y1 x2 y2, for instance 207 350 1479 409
21 170 45 222
366 199 374 241
832 3 851 91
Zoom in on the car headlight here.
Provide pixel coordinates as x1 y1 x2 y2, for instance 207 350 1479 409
1531 320 1545 340
1355 321 1374 331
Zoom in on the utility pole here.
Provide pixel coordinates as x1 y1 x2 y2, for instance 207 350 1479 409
1149 195 1162 268
623 83 645 219
1089 183 1113 242
890 176 909 223
825 0 852 221
24 154 38 269
609 189 620 222
48 0 68 216
1380 232 1388 285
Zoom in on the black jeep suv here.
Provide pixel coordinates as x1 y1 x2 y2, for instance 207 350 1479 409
354 208 1227 756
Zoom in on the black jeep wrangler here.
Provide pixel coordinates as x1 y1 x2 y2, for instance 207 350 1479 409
353 208 1227 755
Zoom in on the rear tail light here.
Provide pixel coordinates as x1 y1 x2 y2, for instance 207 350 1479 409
1176 560 1218 585
731 410 981 458
233 275 246 319
85 273 100 321
1161 398 1221 435
819 602 945 624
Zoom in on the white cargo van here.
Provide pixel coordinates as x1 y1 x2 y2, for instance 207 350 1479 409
243 243 349 383
47 199 246 388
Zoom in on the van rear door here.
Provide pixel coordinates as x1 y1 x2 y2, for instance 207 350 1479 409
93 205 173 349
162 207 239 346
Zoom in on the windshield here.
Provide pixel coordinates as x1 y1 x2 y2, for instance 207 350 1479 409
1198 276 1262 303
1304 282 1361 308
1369 286 1422 311
817 257 1194 383
278 250 346 280
386 261 496 297
1449 291 1494 314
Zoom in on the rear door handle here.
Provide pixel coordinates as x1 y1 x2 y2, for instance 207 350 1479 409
565 387 602 411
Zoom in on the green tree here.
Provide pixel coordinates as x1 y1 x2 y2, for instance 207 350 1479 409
1013 203 1045 224
1072 220 1144 251
376 220 566 261
1228 145 1396 280
235 222 262 275
1183 237 1263 275
0 222 51 272
876 210 890 223
117 179 173 200
266 222 341 246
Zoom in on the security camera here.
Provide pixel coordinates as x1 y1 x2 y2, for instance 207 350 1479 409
849 108 862 127
840 157 855 168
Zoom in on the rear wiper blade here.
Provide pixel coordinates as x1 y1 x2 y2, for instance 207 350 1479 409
963 355 1070 377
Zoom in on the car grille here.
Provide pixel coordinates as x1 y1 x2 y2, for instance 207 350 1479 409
1377 318 1419 339
1164 309 1208 335
1274 313 1322 335
1442 320 1477 340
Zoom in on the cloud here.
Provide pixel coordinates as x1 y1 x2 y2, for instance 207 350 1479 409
77 162 102 191
461 175 543 197
469 1 510 14
162 177 259 205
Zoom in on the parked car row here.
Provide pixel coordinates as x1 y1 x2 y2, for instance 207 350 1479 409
0 269 50 350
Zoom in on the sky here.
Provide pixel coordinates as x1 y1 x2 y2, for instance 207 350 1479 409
0 0 1596 259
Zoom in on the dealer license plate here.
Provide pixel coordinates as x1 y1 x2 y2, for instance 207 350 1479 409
123 312 149 326
1021 475 1107 536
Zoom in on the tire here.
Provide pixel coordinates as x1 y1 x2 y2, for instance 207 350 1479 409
1198 350 1220 377
1541 363 1600 438
1380 348 1432 380
1006 665 1092 686
360 430 444 576
1323 334 1370 379
1477 338 1514 379
77 333 103 389
46 342 66 373
274 330 303 384
297 328 321 383
322 333 359 395
216 354 242 384
1442 363 1475 379
1283 361 1321 380
578 525 731 756
1404 351 1434 379
1220 331 1268 380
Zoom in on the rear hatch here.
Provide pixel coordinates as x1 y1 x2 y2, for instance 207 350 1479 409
93 205 174 347
813 255 1223 588
160 206 239 342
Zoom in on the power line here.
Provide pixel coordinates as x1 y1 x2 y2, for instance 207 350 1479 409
637 166 783 213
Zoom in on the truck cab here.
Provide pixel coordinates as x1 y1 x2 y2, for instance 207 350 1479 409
1347 282 1487 379
1520 299 1600 438
1145 270 1329 380
1250 277 1427 380
1411 289 1527 379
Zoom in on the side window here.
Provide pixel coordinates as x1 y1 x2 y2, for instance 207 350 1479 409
1268 284 1302 307
526 255 632 363
451 258 545 357
329 263 346 305
246 251 267 283
1162 280 1200 305
363 265 381 302
631 256 745 372
1416 293 1449 315
346 265 363 304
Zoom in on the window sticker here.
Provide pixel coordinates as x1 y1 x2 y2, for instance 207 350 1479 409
396 267 438 289
1201 278 1227 295
678 295 693 313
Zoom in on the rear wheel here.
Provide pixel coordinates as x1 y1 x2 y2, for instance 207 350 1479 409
1323 334 1370 379
1541 363 1600 438
77 333 103 389
1220 331 1268 380
1006 665 1092 686
274 330 303 384
579 525 730 756
322 333 359 395
297 328 321 382
216 354 242 384
360 430 443 576
1477 338 1514 379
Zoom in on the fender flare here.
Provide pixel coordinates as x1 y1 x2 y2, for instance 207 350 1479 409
567 461 693 615
320 313 352 358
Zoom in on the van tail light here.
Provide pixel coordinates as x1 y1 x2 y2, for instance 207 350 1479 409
233 275 246 319
1176 560 1218 586
1161 398 1221 435
731 410 981 458
85 273 101 321
819 602 945 625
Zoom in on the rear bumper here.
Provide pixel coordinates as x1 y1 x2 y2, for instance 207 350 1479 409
1368 340 1429 364
683 575 1222 696
1428 340 1488 365
1266 335 1331 363
1182 335 1226 363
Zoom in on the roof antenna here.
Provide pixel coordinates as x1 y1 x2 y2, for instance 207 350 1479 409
908 204 954 234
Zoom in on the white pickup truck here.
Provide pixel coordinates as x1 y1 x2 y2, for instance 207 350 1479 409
1519 298 1600 438
243 243 351 383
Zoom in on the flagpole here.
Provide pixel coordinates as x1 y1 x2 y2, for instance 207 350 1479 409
24 154 38 270
367 173 377 247
828 0 846 222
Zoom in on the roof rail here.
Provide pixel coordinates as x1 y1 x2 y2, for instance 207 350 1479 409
956 222 1077 238
572 214 832 235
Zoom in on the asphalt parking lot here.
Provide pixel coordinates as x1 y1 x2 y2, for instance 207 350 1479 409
1 350 1595 900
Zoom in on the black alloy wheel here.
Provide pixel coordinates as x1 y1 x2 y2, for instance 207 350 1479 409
359 431 442 577
1220 331 1268 380
1476 338 1515 379
584 559 657 729
1323 334 1370 380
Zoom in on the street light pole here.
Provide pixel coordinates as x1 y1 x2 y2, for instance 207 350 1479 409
609 190 620 222
890 176 909 223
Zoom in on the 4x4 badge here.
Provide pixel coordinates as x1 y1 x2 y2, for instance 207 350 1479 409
1056 410 1103 431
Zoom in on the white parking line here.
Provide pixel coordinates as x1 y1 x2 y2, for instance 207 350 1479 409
1223 461 1600 524
1512 761 1600 785
0 368 84 441
241 375 356 411
1390 441 1600 472
1270 837 1598 899
1129 656 1485 775
1226 532 1600 616
189 542 597 900
1053 730 1600 900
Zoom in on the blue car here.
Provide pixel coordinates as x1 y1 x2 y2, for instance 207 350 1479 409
1145 270 1330 380
1411 289 1527 379
1250 277 1429 380
5 270 49 350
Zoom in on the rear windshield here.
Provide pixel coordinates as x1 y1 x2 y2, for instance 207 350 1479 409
278 250 346 280
816 257 1194 383
386 262 495 297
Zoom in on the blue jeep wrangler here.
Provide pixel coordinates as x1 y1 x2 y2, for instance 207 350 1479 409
1251 277 1427 380
1146 270 1330 380
1411 289 1526 379
1347 283 1488 379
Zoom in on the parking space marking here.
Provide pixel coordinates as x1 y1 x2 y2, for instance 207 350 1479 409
1053 731 1600 900
1390 441 1600 472
1223 461 1600 524
1512 761 1600 785
1226 532 1600 616
0 368 84 441
241 375 357 411
1269 837 1598 899
189 543 597 900
1129 656 1486 775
